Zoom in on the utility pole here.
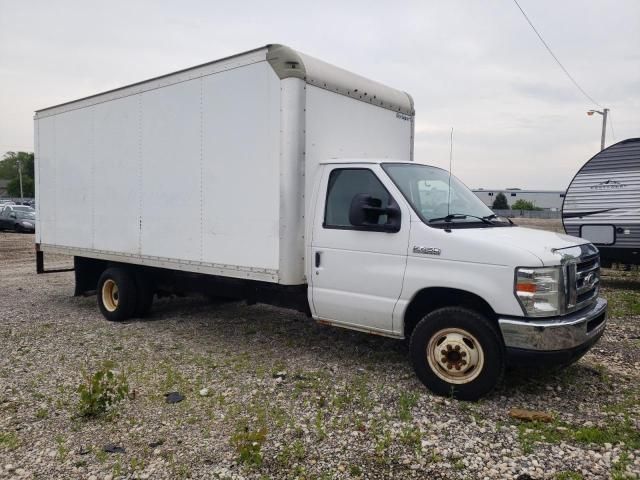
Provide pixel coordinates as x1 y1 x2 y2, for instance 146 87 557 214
17 157 24 202
587 108 609 151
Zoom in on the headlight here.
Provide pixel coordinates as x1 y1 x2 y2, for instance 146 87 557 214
22 222 33 227
515 266 563 317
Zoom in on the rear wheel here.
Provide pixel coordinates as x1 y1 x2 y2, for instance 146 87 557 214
97 267 138 322
409 307 505 400
14 224 22 233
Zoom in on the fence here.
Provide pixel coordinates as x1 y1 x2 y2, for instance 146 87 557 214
492 209 561 219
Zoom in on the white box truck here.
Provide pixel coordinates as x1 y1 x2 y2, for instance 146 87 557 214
34 44 607 399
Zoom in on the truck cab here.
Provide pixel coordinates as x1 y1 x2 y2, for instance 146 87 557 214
308 160 607 399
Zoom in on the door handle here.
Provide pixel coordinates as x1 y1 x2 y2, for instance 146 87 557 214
315 251 321 268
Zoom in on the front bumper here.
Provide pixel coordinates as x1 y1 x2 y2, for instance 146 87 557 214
498 297 607 351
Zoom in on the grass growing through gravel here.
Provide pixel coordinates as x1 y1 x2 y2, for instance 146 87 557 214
230 425 267 466
398 391 419 421
517 418 640 455
0 432 19 450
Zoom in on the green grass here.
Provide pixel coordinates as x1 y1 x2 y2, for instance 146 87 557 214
612 451 632 480
554 472 583 480
398 391 419 421
0 432 19 450
601 285 640 318
517 418 640 455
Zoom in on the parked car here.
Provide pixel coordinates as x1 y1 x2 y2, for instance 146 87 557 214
0 205 35 232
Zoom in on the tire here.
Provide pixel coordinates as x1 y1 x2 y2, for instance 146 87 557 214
97 267 138 322
14 224 22 233
133 270 155 318
409 307 505 401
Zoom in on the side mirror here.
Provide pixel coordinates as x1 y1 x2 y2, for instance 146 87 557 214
9 213 16 219
349 194 401 233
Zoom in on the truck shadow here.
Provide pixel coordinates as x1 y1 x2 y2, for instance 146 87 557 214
139 295 617 401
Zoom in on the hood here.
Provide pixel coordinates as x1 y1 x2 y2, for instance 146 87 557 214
451 226 590 265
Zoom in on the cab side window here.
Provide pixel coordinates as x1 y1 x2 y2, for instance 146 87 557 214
324 169 391 228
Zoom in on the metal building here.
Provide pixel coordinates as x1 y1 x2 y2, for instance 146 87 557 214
473 188 566 211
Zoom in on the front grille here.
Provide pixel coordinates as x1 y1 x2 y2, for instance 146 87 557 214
566 252 600 312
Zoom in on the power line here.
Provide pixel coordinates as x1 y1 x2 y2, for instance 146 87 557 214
511 0 603 108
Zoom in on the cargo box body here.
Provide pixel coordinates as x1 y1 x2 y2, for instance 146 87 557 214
35 45 414 285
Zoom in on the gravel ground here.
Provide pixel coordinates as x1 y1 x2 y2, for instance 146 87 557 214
1 228 639 480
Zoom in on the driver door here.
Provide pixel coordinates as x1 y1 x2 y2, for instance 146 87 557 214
310 165 410 335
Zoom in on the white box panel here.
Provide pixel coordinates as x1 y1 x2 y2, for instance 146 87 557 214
52 108 93 248
201 62 281 270
93 96 142 254
140 79 202 261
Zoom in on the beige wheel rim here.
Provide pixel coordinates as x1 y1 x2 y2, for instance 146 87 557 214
426 328 484 384
102 279 119 312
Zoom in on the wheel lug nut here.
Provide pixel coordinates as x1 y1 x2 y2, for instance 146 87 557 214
441 350 447 355
461 352 467 357
454 345 460 351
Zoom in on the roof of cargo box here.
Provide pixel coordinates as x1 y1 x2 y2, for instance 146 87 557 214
35 44 414 117
266 45 414 115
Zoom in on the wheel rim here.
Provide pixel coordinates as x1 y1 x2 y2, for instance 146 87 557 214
102 279 119 312
426 328 484 384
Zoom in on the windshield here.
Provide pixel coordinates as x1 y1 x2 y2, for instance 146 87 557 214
15 211 35 220
382 163 496 225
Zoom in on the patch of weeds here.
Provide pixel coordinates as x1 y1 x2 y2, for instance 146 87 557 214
277 439 306 467
604 288 640 318
112 458 123 478
315 410 327 440
398 391 419 421
517 417 640 455
555 472 583 480
374 429 393 461
55 435 69 461
426 450 443 463
130 456 145 472
517 421 569 454
76 364 129 418
162 364 186 391
573 419 640 449
0 432 19 450
612 451 632 480
349 464 363 476
453 459 465 471
399 425 422 452
36 407 48 420
230 424 267 466
95 448 108 463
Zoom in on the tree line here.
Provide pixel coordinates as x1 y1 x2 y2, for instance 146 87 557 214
491 192 541 211
0 151 35 197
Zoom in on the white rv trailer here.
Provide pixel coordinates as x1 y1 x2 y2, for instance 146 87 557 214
563 138 640 266
35 44 607 400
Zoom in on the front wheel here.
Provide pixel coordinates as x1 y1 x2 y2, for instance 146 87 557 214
409 307 505 400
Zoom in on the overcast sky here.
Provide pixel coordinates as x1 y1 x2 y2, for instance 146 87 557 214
1 0 638 190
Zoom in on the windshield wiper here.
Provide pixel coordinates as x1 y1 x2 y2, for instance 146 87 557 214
428 214 492 225
482 213 514 225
